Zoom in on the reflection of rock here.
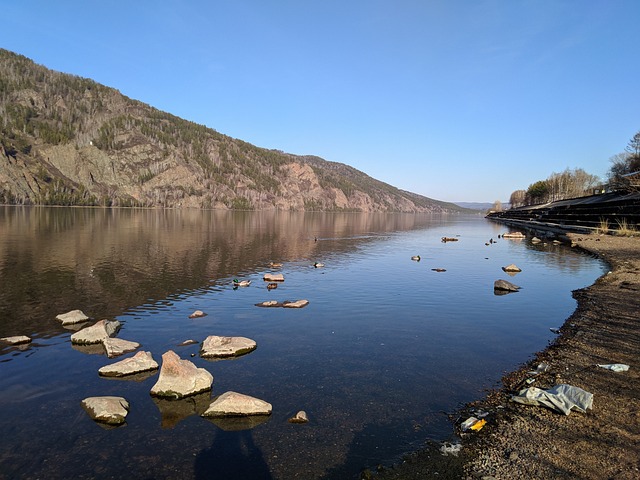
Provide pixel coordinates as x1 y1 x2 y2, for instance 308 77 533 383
288 410 309 424
81 396 129 425
202 391 272 417
263 273 284 282
494 279 521 293
70 319 121 345
152 391 211 429
72 343 107 355
56 309 89 326
502 232 526 239
204 415 271 431
0 335 31 345
103 338 140 358
189 310 207 318
99 351 159 377
200 335 257 359
150 350 213 399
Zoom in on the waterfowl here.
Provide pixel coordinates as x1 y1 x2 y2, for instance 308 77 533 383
233 279 251 287
267 282 278 290
411 255 421 261
313 262 325 268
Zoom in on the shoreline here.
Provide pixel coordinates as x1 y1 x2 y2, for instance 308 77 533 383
374 232 640 479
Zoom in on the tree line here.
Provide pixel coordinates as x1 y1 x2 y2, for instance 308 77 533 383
506 130 640 209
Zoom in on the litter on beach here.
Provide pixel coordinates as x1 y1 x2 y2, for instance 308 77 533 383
511 384 593 415
440 442 462 456
528 363 550 375
461 416 487 431
597 363 630 372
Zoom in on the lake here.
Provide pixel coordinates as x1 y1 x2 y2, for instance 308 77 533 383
0 207 606 479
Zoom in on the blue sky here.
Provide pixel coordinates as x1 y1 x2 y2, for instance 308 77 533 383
2 1 639 202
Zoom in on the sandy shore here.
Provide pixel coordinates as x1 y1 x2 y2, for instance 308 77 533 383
374 232 640 479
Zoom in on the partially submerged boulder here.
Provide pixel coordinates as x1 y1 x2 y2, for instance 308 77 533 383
288 410 309 424
200 335 257 358
255 300 280 307
494 279 521 292
263 273 284 282
81 396 129 425
202 391 272 417
282 299 309 308
150 350 213 399
189 310 207 319
56 309 89 326
103 338 140 358
0 335 31 345
70 320 121 345
502 264 522 273
99 351 159 377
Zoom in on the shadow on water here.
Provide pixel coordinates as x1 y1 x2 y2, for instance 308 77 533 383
194 428 273 480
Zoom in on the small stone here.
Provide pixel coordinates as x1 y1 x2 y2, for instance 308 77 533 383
494 279 521 292
288 410 309 424
282 299 309 308
255 300 280 307
189 310 207 318
263 273 284 282
178 339 198 346
502 264 522 273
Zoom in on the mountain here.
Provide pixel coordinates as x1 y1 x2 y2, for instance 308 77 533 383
454 202 510 211
0 49 466 213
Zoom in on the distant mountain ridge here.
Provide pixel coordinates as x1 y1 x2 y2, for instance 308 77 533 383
0 49 467 212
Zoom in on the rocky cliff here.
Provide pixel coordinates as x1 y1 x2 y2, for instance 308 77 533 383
0 49 463 213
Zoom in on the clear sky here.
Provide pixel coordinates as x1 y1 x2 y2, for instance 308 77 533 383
2 1 639 202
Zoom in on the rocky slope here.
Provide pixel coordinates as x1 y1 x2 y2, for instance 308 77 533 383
0 49 464 213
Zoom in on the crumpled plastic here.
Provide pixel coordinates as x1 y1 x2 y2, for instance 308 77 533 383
511 384 593 415
597 363 630 372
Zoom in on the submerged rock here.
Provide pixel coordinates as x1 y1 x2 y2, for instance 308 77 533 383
56 309 89 326
70 319 121 345
200 335 257 358
103 338 140 358
99 351 159 377
494 279 521 292
81 396 129 425
202 391 272 417
150 350 213 399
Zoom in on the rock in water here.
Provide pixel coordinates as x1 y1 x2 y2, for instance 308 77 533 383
282 299 309 308
103 338 140 358
502 264 522 273
99 351 159 377
0 335 31 345
200 335 257 358
81 396 129 425
494 279 521 292
70 319 121 345
202 391 272 417
150 350 213 399
263 273 284 282
288 410 309 424
56 309 89 325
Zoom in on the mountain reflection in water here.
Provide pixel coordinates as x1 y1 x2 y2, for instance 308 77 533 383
0 207 605 479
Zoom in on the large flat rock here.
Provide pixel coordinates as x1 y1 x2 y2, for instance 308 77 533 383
81 396 129 425
103 338 140 358
1 335 31 345
70 319 121 345
99 351 159 377
202 391 272 417
56 309 89 326
200 335 257 358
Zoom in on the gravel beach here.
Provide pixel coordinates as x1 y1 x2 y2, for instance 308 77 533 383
374 232 640 480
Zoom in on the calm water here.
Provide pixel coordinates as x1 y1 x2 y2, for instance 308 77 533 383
0 207 606 479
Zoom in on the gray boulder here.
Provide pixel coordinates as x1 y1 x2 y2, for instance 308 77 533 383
81 396 129 425
202 391 272 417
56 309 89 326
99 351 159 377
494 279 521 292
200 335 257 358
150 350 213 399
263 273 284 282
70 320 121 345
282 299 309 308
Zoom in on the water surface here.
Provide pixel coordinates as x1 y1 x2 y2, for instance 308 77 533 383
0 208 606 479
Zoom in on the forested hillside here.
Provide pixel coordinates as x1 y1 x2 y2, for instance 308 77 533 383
0 49 464 213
